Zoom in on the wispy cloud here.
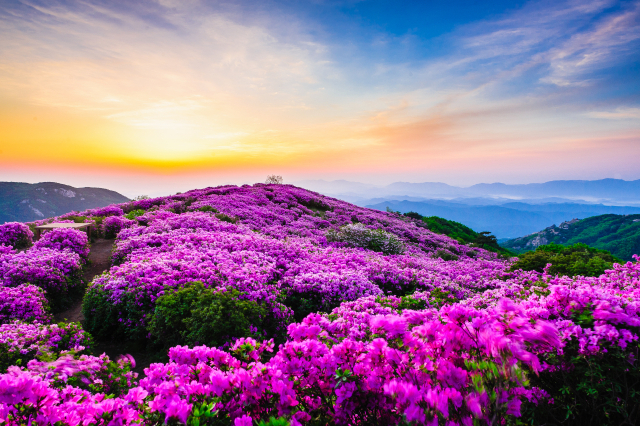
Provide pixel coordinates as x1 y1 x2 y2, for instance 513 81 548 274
586 107 640 119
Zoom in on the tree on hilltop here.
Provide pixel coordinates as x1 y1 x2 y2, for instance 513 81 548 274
265 175 283 184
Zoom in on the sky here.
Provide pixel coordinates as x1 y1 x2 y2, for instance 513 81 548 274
0 0 639 197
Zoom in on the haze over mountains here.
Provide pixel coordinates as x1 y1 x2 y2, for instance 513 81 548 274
295 179 640 239
295 179 640 205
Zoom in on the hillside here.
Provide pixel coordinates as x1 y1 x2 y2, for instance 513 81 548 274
402 211 511 256
0 182 130 223
501 214 640 261
1 183 640 424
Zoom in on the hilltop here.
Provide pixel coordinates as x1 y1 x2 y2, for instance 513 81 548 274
500 213 640 261
0 182 130 223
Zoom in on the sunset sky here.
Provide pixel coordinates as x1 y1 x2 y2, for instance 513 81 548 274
1 0 639 197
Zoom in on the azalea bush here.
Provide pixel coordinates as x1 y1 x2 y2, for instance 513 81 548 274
24 352 137 396
0 284 51 324
0 247 83 311
0 321 91 373
0 222 33 249
103 215 136 239
33 228 90 260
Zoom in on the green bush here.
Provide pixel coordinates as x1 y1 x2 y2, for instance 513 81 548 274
510 243 622 277
214 213 238 224
197 205 218 213
148 283 271 349
124 209 145 220
82 279 130 341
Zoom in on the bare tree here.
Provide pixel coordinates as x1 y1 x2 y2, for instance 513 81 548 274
265 175 283 184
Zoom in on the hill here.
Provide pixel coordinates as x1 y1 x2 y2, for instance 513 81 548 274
0 182 130 223
500 214 640 261
2 183 640 424
366 199 640 239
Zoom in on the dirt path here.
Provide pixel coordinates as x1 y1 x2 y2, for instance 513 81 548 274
54 238 114 323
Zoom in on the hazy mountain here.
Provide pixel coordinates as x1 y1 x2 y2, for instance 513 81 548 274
365 199 640 239
0 182 130 223
500 214 640 261
295 178 640 205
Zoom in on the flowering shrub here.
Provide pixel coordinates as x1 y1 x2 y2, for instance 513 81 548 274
0 247 83 311
33 228 90 260
23 352 137 396
103 215 136 239
84 205 124 217
0 321 91 372
326 222 405 255
0 285 51 324
0 222 33 249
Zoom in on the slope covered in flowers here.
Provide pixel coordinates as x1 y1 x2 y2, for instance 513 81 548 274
0 183 639 425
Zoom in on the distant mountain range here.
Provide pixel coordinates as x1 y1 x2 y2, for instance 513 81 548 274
0 182 130 223
500 214 640 261
364 199 640 239
296 178 640 205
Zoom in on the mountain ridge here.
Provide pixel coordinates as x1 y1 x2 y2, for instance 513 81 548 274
0 181 130 223
296 178 640 204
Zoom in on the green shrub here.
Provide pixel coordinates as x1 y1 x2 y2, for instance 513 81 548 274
434 249 459 261
82 279 131 341
148 283 271 349
215 213 238 224
197 205 218 213
510 243 622 277
124 209 145 220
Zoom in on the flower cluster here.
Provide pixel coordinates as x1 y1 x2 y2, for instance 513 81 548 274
103 215 136 239
0 321 91 373
33 228 90 260
0 247 82 294
0 222 33 249
0 285 51 324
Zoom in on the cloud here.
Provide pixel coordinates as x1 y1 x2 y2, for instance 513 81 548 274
586 107 640 119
